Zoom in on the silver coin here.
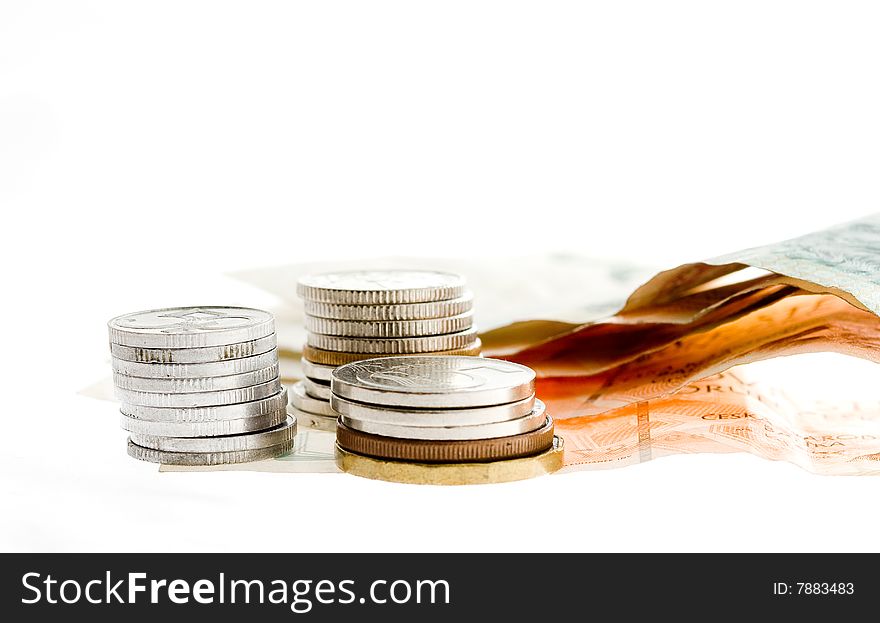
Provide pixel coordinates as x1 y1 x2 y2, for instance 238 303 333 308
130 416 296 453
127 437 294 465
288 406 337 432
300 358 335 382
113 349 279 379
297 270 466 305
331 356 535 408
304 292 474 321
307 328 478 354
113 364 279 393
305 311 474 338
120 388 288 422
110 334 277 363
342 400 546 440
330 392 535 426
302 376 332 400
290 381 336 416
120 409 287 437
109 306 274 348
115 378 282 408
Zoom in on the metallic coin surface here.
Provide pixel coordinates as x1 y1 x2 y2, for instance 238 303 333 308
112 349 279 379
110 334 277 363
302 376 332 400
303 339 482 366
113 364 279 393
307 327 478 354
130 417 296 453
288 406 337 432
330 393 535 427
331 356 535 408
297 270 466 305
335 436 564 485
341 400 545 440
335 416 554 462
120 409 287 437
127 437 294 465
109 306 274 348
115 378 282 408
120 388 287 422
300 358 335 382
290 381 336 417
305 311 474 338
304 293 473 321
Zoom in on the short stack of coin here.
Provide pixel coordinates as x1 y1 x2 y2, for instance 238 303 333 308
108 306 296 465
330 356 564 484
292 271 481 431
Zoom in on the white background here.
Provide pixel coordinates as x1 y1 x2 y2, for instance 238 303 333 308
2 1 879 552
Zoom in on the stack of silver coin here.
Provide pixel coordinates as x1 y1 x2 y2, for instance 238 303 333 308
292 270 481 430
331 356 556 466
108 306 296 465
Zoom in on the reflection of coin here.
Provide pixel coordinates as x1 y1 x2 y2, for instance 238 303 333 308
342 400 546 440
111 334 277 363
120 409 286 437
290 381 336 417
288 406 337 432
130 417 296 452
115 379 282 408
109 306 274 348
120 388 287 422
335 416 554 462
331 356 534 408
113 364 279 393
113 350 279 378
330 393 535 427
308 328 478 354
297 270 466 304
304 293 473 321
127 437 293 465
306 312 473 338
303 340 481 366
302 376 331 400
335 436 564 485
301 358 335 382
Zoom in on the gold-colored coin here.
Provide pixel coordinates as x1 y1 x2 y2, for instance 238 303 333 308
335 416 555 463
303 339 482 366
335 436 564 485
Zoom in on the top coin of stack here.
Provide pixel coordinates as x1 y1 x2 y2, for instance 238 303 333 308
108 306 295 465
293 271 481 428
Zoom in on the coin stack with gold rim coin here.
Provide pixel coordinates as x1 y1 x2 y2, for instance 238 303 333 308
330 356 563 485
293 271 481 430
108 306 296 465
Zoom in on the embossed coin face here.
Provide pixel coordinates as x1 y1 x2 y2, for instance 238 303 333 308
297 271 466 304
331 356 535 408
108 306 274 348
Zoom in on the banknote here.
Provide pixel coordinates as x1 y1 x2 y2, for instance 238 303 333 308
555 355 880 476
623 213 880 316
501 214 880 379
527 294 880 415
491 281 800 372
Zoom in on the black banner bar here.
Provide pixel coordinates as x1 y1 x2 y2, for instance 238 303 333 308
1 554 875 621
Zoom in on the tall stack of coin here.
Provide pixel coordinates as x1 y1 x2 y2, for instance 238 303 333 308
330 356 564 484
292 271 481 430
108 306 296 465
